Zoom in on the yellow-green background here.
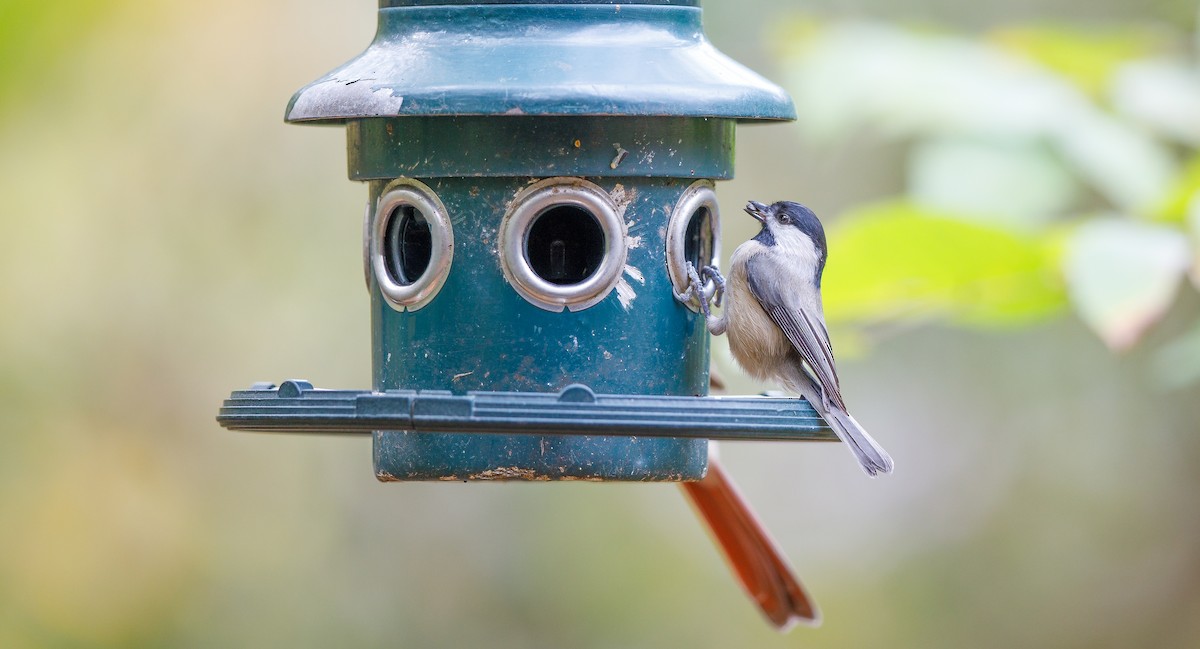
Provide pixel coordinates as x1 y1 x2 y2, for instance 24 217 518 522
2 0 1199 647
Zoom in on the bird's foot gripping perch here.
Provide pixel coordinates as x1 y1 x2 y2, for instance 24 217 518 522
702 264 726 307
674 262 711 317
676 261 727 323
688 263 713 319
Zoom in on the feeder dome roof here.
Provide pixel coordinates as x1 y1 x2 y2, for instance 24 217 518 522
286 1 796 123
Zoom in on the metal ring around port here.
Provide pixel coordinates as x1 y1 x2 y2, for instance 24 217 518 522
499 177 628 313
362 199 372 293
370 178 453 312
666 181 721 312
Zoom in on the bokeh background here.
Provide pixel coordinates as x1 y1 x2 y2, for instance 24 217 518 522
3 0 1200 647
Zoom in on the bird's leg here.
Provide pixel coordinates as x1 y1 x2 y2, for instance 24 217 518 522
677 262 727 335
702 265 727 308
796 363 833 412
686 263 714 320
676 260 700 303
811 372 833 412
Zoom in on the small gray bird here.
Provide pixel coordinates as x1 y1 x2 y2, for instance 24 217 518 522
697 201 893 477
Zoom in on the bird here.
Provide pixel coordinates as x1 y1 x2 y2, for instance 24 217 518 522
680 444 820 630
673 200 891 628
696 200 894 477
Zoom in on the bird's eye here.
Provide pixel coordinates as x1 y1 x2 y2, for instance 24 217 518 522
777 213 791 225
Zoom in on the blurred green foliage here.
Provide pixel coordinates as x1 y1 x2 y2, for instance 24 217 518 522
1156 152 1200 221
0 0 130 114
991 25 1168 96
820 200 1066 327
781 15 1200 356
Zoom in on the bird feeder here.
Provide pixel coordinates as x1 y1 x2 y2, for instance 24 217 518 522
218 0 837 481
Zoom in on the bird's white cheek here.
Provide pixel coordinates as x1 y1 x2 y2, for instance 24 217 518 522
773 229 820 267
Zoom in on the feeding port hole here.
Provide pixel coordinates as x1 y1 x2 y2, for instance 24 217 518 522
666 181 721 312
384 205 433 286
499 177 628 312
525 205 606 286
370 178 454 312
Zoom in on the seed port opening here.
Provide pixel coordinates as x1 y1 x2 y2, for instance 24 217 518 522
525 205 606 286
665 181 721 312
384 205 433 286
370 179 453 313
684 205 713 275
499 178 627 312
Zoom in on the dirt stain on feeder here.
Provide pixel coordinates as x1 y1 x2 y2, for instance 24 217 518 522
469 467 545 481
610 143 629 169
609 183 643 311
615 279 638 310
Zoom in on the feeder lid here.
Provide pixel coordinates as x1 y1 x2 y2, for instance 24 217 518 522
286 1 795 123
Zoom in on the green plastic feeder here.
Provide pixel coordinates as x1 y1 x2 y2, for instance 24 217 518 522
218 0 836 481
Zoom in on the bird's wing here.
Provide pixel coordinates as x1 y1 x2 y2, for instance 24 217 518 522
745 252 846 411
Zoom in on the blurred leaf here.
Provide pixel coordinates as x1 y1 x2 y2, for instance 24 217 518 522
1052 110 1177 216
781 22 1090 143
908 136 1079 230
822 200 1067 327
1063 219 1190 351
1188 194 1200 287
1153 153 1200 223
1111 60 1200 147
784 21 1178 217
989 25 1167 97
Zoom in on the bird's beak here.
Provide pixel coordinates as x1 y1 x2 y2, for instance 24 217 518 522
745 201 768 223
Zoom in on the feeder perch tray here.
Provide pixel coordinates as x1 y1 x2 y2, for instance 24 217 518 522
218 380 838 442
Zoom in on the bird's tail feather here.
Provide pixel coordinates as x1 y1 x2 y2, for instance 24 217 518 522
681 455 820 630
826 409 893 477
